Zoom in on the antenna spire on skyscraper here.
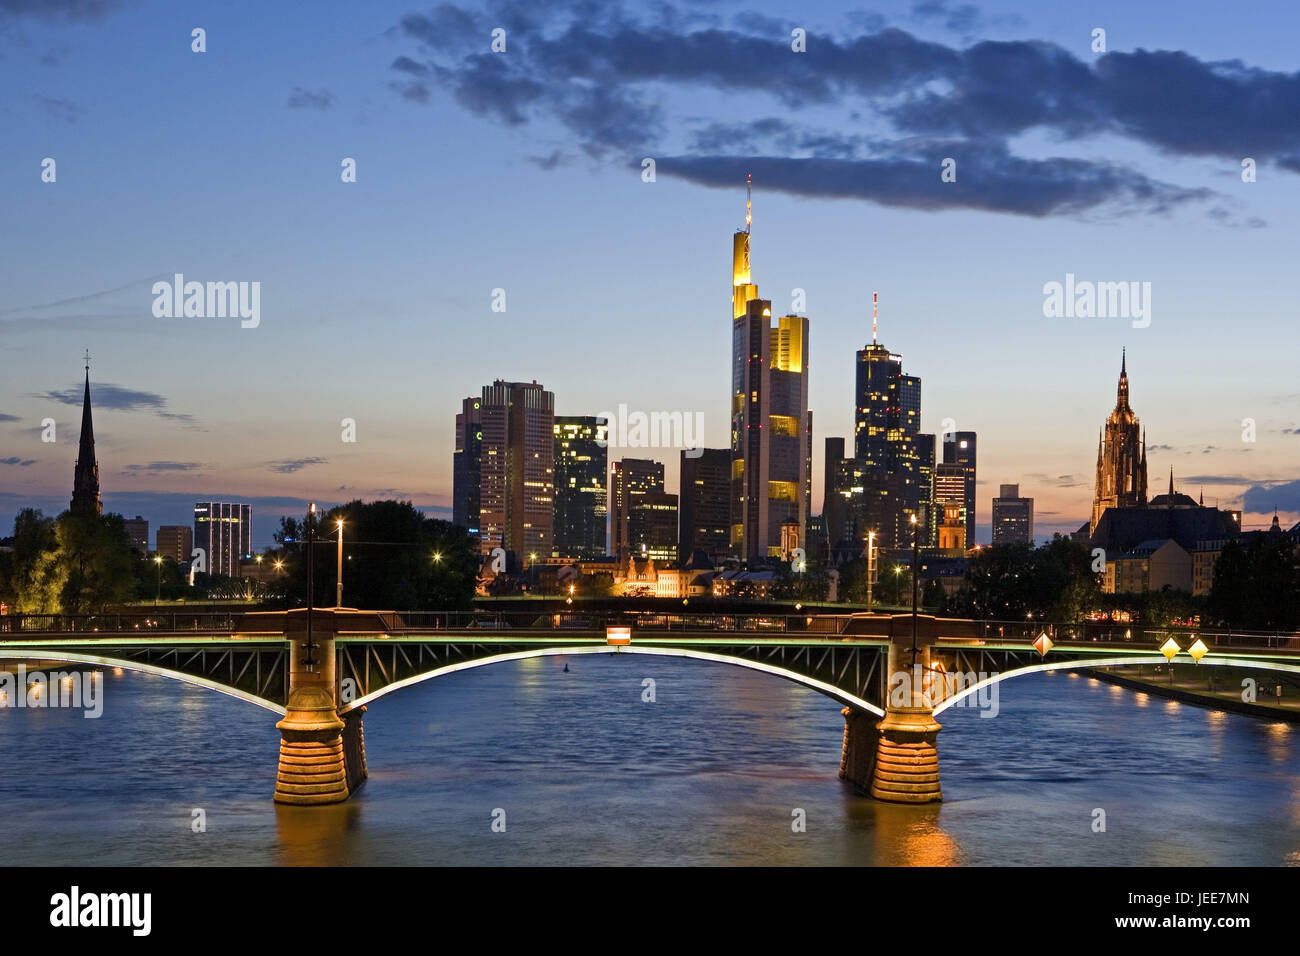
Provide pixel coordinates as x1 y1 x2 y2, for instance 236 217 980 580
872 291 878 343
745 173 752 234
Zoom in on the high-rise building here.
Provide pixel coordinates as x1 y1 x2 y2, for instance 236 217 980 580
992 483 1034 545
70 359 102 515
461 380 555 561
123 515 149 555
156 525 193 564
610 458 664 562
822 437 848 551
729 178 811 560
453 396 483 535
553 416 608 559
942 431 977 547
847 296 935 550
194 502 251 578
1091 351 1147 534
678 448 730 563
934 463 968 543
631 491 679 565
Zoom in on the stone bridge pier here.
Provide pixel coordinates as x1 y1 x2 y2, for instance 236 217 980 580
840 614 943 804
260 608 370 806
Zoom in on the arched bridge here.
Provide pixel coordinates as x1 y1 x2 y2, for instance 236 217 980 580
3 607 1298 805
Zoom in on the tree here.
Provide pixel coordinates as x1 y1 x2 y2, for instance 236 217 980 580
275 500 478 610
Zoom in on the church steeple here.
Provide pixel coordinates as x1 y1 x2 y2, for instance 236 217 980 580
1092 350 1147 534
70 351 102 515
1116 349 1130 411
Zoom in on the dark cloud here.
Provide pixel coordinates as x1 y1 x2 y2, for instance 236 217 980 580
268 457 328 474
39 382 196 424
1243 480 1300 514
0 457 36 466
122 461 202 474
0 413 19 422
389 3 1300 218
287 87 334 109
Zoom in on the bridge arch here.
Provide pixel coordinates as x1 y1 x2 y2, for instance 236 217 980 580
0 648 285 715
342 644 886 716
931 655 1300 716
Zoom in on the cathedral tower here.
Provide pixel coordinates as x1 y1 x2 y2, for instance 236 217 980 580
1091 350 1146 534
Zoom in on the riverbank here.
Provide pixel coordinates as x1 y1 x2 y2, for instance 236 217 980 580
1087 665 1300 723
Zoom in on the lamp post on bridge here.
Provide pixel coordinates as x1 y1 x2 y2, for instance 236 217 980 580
335 518 344 608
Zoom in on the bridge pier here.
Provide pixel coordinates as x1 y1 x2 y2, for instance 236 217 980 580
868 617 943 804
838 706 881 792
270 609 367 806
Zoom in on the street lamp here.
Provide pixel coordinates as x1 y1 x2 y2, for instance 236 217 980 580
909 513 920 667
154 555 163 608
335 518 344 608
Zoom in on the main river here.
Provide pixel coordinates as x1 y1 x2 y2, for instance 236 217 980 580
3 656 1298 865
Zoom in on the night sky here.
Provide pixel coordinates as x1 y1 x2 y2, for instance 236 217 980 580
2 0 1297 547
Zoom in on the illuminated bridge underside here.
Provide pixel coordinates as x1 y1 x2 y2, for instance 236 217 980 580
0 641 287 713
337 637 889 715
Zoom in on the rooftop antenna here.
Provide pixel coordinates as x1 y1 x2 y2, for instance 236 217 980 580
872 291 878 343
83 348 90 372
745 173 752 234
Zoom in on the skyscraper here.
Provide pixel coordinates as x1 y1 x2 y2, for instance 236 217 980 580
553 416 608 559
194 502 251 578
470 380 555 561
941 431 977 547
70 357 102 515
992 483 1034 545
934 462 968 545
679 448 730 563
452 395 483 535
610 458 664 562
1091 351 1147 534
123 516 149 555
848 296 935 549
729 178 811 561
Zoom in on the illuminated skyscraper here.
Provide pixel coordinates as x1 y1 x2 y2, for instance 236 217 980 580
610 458 663 562
453 396 483 535
466 380 554 561
194 502 251 578
553 416 608 559
729 177 811 561
849 295 934 549
941 430 977 547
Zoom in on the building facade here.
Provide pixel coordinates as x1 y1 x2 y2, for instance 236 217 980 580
459 380 555 561
156 525 193 564
679 448 730 564
553 416 608 559
193 502 251 578
729 180 811 561
123 516 149 555
941 431 977 548
610 458 664 562
991 483 1034 546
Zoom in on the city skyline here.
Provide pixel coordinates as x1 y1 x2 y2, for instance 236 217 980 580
3 0 1299 548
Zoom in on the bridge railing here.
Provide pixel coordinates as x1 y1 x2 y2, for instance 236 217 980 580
974 619 1300 651
385 609 850 635
0 611 248 636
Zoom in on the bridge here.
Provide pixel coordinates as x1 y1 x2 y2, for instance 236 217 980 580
3 607 1298 805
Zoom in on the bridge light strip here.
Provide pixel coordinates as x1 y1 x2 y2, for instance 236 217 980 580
0 649 286 715
932 655 1300 716
341 644 885 716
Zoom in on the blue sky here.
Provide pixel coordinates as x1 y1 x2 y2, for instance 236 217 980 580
1 0 1298 549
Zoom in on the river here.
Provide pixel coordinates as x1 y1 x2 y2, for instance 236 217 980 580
2 657 1297 865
